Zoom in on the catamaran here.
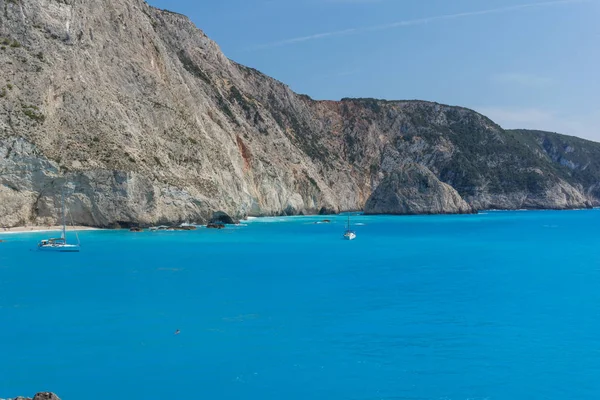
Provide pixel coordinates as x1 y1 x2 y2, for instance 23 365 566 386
38 190 80 252
343 215 356 240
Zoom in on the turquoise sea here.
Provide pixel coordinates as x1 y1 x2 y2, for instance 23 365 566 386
1 210 600 399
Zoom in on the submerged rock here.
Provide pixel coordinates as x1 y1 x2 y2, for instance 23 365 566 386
207 223 225 229
167 225 197 231
364 164 475 215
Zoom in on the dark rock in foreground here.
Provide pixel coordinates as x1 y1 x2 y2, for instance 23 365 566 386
13 393 60 400
34 394 60 400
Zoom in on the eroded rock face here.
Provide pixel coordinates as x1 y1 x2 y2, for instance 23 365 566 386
0 138 212 227
210 211 237 225
0 0 599 228
364 164 474 215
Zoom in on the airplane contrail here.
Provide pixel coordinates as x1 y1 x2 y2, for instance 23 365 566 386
253 0 591 49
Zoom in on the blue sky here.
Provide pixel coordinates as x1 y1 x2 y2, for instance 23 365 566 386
148 0 599 141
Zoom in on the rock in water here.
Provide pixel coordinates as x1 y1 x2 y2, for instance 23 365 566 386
206 223 225 229
364 164 474 215
11 393 60 400
33 394 60 400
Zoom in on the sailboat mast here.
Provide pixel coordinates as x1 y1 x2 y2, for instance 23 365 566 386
61 187 66 240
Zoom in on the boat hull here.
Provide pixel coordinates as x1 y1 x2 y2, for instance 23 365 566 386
38 245 80 253
343 232 357 240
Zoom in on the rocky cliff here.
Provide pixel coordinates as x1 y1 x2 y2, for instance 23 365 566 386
364 163 474 215
0 0 598 228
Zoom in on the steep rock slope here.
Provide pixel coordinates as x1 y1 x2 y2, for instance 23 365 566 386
0 0 598 227
508 129 600 201
364 163 474 215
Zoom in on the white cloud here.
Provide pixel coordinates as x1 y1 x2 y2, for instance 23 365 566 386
475 106 600 142
257 28 358 48
253 0 591 49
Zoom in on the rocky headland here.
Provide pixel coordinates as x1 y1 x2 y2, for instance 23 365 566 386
1 0 599 228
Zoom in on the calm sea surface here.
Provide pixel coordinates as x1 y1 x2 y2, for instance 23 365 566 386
1 210 600 400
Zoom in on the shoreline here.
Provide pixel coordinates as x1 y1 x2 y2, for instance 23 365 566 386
0 226 102 235
1 208 597 235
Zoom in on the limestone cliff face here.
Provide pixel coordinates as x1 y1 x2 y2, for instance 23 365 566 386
364 163 474 215
0 0 598 227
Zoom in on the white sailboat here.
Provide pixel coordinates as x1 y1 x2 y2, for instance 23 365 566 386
38 189 80 252
343 215 356 240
